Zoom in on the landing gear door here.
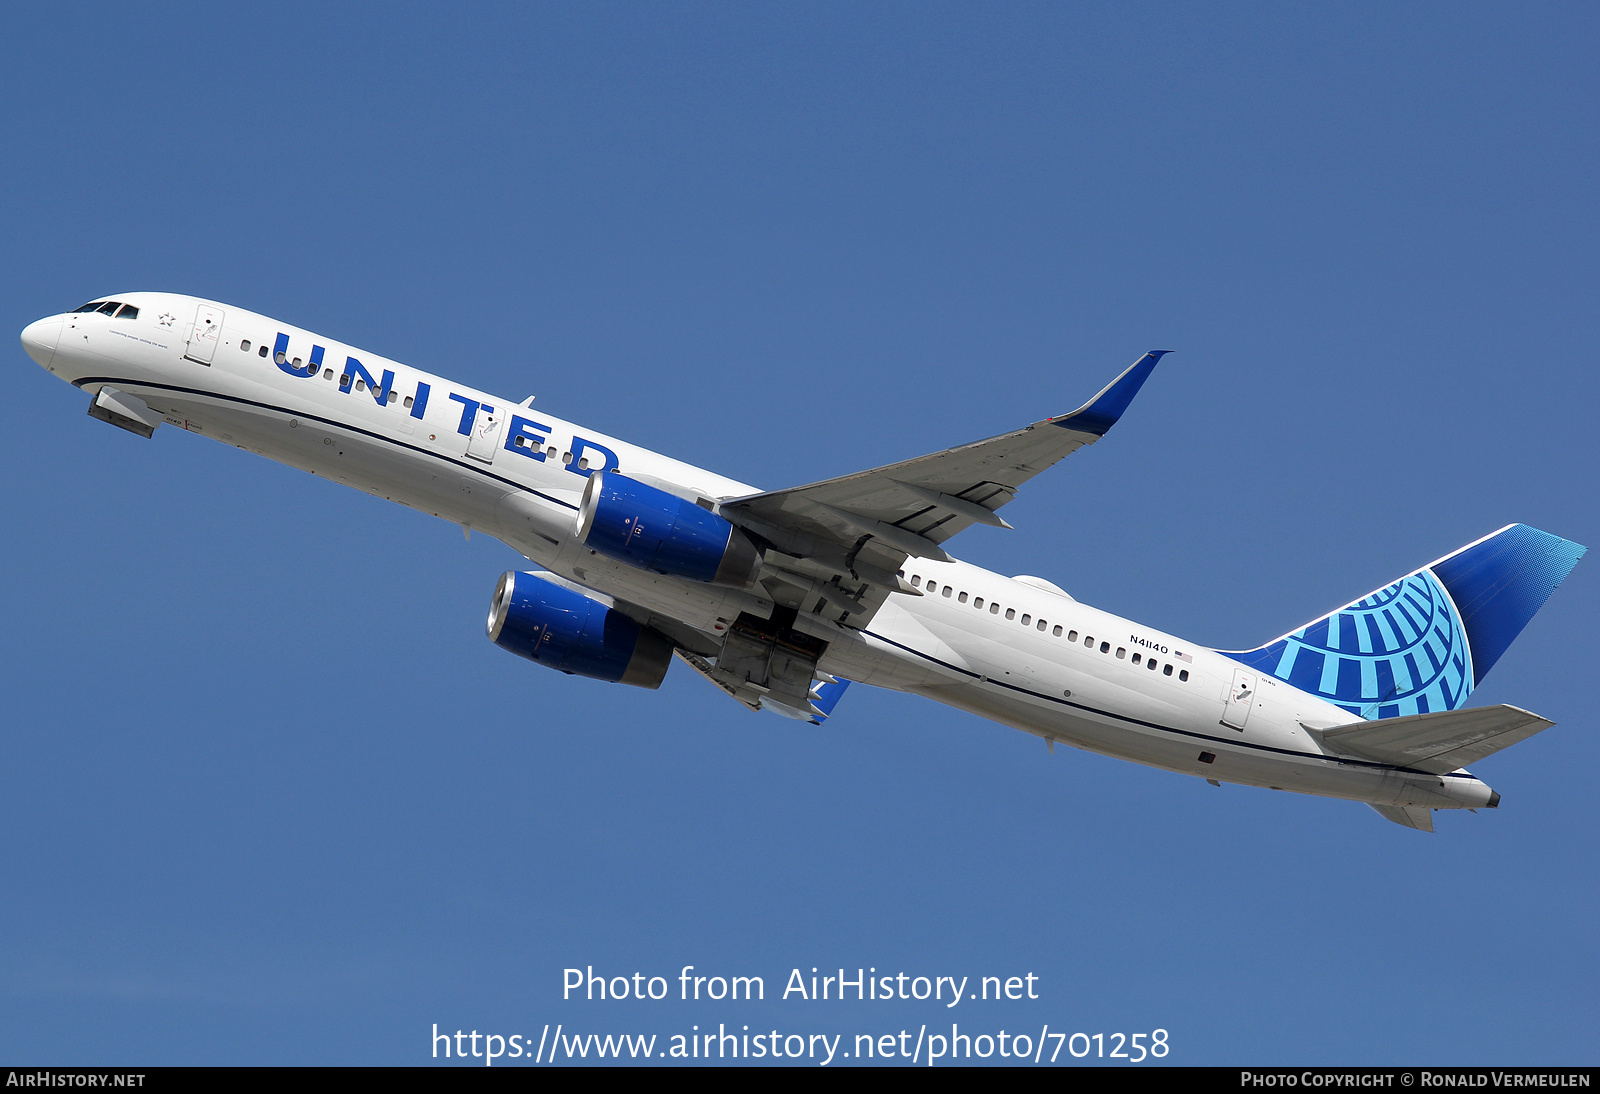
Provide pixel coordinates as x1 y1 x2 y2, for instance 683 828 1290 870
465 404 503 463
1222 668 1256 730
185 305 224 365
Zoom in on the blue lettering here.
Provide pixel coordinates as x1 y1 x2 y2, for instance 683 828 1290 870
410 381 430 420
567 436 619 477
505 416 552 460
448 393 481 435
272 333 317 378
341 356 397 405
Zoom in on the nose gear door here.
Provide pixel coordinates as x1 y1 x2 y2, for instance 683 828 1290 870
185 305 224 365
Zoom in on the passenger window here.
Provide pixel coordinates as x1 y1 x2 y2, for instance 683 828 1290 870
1163 664 1173 676
324 369 335 380
989 603 1000 614
958 592 968 603
1037 619 1047 631
1005 608 1015 620
1116 647 1126 659
387 391 398 403
258 345 268 357
403 396 414 408
1099 641 1110 653
115 305 138 319
897 569 905 577
973 597 983 609
941 586 952 598
1179 670 1190 682
292 357 302 368
240 339 251 351
926 581 937 593
1052 625 1062 637
339 374 351 385
1132 653 1142 665
355 379 365 391
562 452 573 464
275 350 288 364
1020 614 1030 625
546 446 557 458
910 576 921 587
1067 630 1078 642
1148 659 1158 670
1084 635 1093 647
97 301 120 314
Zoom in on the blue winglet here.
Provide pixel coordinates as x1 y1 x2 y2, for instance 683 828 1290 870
809 678 852 724
1053 350 1170 436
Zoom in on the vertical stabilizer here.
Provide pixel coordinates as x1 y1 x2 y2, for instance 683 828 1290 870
1226 525 1584 719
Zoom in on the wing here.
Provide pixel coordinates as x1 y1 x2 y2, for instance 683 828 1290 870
718 351 1168 621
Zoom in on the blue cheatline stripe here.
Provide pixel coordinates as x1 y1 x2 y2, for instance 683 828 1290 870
857 629 1473 780
72 376 579 511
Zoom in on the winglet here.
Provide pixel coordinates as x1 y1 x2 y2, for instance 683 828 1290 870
808 677 851 724
1052 350 1171 437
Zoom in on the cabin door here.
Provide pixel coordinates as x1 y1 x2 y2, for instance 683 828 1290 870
465 404 503 463
185 305 224 365
1222 668 1256 730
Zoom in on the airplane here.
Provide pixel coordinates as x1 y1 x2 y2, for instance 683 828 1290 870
20 293 1586 832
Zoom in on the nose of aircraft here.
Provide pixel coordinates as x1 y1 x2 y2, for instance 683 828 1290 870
20 316 62 368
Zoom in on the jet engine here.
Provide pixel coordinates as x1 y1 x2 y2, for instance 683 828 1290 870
487 570 672 689
575 471 762 589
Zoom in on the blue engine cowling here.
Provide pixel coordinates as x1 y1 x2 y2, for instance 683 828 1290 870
487 570 672 689
575 471 762 588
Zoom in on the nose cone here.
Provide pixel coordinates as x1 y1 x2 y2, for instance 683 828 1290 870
21 316 62 368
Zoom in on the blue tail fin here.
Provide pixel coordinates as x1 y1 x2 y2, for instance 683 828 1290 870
1226 525 1584 720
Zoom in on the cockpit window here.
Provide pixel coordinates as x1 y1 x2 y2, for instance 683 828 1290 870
74 301 107 312
96 301 120 315
114 304 138 319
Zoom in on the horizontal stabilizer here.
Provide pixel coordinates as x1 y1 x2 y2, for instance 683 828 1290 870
1368 803 1434 832
1320 703 1553 775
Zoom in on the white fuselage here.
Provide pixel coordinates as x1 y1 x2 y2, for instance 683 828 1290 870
22 292 1495 812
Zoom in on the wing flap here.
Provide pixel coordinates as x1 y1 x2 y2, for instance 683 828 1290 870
1320 704 1554 774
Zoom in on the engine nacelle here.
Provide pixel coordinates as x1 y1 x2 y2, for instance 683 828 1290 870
487 570 672 689
575 471 762 589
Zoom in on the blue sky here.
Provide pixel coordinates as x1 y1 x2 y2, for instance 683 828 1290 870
2 3 1596 1065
